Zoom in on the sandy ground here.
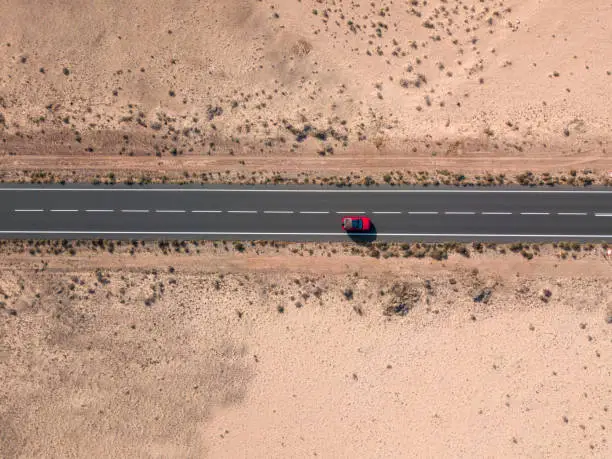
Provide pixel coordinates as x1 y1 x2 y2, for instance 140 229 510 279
1 244 610 457
0 0 611 182
1 0 611 455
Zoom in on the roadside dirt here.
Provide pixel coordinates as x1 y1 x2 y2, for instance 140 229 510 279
1 243 610 457
1 0 611 184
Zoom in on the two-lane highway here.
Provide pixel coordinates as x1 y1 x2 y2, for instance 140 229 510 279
1 185 612 241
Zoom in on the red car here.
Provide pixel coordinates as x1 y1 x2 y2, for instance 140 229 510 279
341 215 372 232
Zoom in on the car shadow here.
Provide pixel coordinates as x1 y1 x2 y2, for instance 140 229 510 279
347 222 378 244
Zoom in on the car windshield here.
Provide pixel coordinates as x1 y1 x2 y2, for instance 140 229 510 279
352 219 362 229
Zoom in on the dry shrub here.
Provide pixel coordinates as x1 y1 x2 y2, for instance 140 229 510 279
383 283 421 316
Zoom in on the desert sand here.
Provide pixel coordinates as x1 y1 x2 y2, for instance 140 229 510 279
0 242 610 457
1 0 611 457
0 0 611 183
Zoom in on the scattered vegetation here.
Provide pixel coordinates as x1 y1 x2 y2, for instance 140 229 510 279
4 167 609 188
0 1 607 195
2 239 607 264
383 283 421 316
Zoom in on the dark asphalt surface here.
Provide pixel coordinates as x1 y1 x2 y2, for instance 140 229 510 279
1 185 612 241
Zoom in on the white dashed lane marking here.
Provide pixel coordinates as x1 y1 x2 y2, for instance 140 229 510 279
10 209 604 217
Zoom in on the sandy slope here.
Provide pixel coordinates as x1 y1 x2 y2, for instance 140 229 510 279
0 0 611 181
0 245 610 457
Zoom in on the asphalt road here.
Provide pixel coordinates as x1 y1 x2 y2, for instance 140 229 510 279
1 185 612 241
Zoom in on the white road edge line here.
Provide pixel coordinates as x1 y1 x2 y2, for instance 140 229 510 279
2 231 612 238
50 209 79 212
191 210 222 213
482 212 512 215
595 213 612 217
228 210 258 214
86 209 114 213
520 212 550 215
336 211 365 214
263 211 294 214
14 209 44 212
3 188 612 194
155 210 186 213
121 210 149 213
558 212 588 216
408 211 439 215
300 211 330 214
445 211 475 215
372 211 402 215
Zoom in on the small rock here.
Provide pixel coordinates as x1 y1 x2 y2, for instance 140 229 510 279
385 303 410 316
473 288 492 303
207 105 223 120
540 288 552 302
